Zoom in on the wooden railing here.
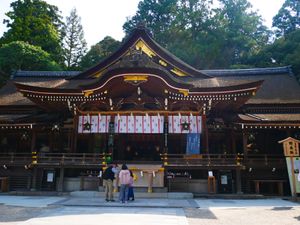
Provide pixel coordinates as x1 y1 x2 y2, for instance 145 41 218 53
0 152 111 166
0 153 32 165
0 152 286 168
161 153 286 168
161 153 242 167
37 152 110 165
246 154 286 168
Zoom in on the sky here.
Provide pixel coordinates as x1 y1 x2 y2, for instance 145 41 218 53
0 0 285 48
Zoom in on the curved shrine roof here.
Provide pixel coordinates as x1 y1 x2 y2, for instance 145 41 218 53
0 28 299 108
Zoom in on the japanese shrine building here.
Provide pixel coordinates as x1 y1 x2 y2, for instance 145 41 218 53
0 27 300 195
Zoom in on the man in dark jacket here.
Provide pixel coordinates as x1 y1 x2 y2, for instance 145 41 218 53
102 164 116 202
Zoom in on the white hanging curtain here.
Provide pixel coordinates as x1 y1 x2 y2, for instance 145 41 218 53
78 114 202 134
168 115 202 134
114 115 164 134
78 115 111 133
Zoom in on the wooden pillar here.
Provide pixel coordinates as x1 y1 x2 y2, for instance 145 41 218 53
71 116 78 152
231 130 236 154
236 168 242 194
31 167 37 191
148 172 153 193
27 175 31 190
31 130 37 152
80 176 84 191
242 132 248 160
49 130 53 152
67 128 72 153
242 131 249 193
108 116 115 155
202 114 209 153
31 130 38 191
57 167 64 192
207 176 216 193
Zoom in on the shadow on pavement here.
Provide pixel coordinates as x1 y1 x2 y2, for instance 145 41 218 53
184 208 217 219
0 205 45 222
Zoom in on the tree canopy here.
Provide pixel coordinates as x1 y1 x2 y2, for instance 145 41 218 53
62 8 87 70
273 0 300 37
0 0 299 84
123 0 270 69
248 29 300 81
80 36 121 70
215 0 270 67
0 41 61 82
0 0 64 63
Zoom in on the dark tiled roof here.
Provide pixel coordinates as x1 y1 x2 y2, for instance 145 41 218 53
238 113 300 122
1 66 300 107
13 71 81 78
185 66 300 104
186 77 257 88
200 66 292 77
0 80 34 106
219 73 300 104
0 77 68 106
0 114 31 123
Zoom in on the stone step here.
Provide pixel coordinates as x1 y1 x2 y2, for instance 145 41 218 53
70 191 193 199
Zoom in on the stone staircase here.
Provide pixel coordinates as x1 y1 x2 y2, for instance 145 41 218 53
70 191 194 199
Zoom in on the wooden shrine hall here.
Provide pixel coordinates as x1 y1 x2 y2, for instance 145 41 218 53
0 27 300 195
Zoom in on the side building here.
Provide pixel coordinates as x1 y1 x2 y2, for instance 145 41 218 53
0 27 300 195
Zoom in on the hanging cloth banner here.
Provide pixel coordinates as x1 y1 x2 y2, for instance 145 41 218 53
186 133 201 155
168 115 202 134
78 115 111 133
114 115 164 134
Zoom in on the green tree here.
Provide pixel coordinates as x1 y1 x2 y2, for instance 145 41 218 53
248 30 300 81
166 0 219 69
0 41 62 81
80 36 120 70
123 0 219 69
62 8 87 70
273 0 300 37
123 0 270 69
123 0 179 47
215 0 270 67
0 0 64 63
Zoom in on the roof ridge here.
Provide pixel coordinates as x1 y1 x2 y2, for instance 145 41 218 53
13 71 81 78
201 66 291 77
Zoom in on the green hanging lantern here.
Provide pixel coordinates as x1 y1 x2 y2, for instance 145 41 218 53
105 156 112 164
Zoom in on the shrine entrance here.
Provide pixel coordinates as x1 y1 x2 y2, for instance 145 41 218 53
113 134 163 162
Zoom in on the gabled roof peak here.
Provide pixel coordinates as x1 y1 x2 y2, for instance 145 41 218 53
71 26 211 79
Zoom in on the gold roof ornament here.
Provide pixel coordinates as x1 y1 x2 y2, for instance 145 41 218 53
135 39 156 58
123 75 148 85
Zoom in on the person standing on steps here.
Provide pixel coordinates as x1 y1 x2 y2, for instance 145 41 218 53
128 170 135 201
102 163 116 202
118 164 131 203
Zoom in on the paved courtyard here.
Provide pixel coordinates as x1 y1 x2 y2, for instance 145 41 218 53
0 195 299 225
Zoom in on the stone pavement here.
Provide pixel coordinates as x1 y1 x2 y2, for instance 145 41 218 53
52 196 197 208
0 195 299 225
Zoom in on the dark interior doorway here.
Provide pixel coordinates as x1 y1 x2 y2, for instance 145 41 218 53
113 134 163 162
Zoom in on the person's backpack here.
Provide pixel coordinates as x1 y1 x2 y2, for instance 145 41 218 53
102 167 110 180
120 170 131 185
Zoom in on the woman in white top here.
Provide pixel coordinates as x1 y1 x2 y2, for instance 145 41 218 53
118 164 131 203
